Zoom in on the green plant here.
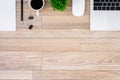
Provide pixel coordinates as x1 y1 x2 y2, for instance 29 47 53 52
50 0 69 11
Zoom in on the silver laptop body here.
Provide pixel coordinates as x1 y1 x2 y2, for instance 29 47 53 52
90 0 120 31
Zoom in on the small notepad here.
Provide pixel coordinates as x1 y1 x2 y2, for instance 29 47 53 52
0 0 16 31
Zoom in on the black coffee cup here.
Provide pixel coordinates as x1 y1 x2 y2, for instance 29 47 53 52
29 0 45 16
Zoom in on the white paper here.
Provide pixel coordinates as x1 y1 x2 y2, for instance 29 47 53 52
0 0 16 31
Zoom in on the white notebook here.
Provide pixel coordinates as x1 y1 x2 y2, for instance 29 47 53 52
0 0 16 31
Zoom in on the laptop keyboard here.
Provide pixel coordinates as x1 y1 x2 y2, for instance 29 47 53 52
94 0 120 11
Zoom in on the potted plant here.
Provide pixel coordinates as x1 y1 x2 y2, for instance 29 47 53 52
49 0 69 11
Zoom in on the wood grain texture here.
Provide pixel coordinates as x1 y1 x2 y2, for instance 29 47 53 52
0 39 80 51
80 38 120 51
0 51 41 70
0 0 120 80
33 70 120 80
0 71 32 79
42 52 120 70
0 29 120 38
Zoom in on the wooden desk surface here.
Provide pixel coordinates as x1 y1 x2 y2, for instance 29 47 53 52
0 0 120 80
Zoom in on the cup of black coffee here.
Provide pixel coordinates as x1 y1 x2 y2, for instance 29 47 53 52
29 0 45 16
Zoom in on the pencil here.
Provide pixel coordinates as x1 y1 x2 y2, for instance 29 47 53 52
21 0 23 21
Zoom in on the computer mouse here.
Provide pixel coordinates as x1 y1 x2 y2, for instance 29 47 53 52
72 0 85 16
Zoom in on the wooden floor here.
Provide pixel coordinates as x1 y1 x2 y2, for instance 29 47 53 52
0 0 120 80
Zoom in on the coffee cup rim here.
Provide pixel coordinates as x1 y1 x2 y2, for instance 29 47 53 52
28 0 45 11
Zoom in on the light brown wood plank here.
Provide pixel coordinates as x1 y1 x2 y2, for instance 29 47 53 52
81 38 120 51
0 79 31 80
42 16 89 29
1 29 120 38
0 39 80 51
0 51 41 70
33 70 120 80
42 52 120 70
32 71 42 80
0 71 32 79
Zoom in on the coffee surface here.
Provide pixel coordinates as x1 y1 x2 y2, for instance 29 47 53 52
31 0 43 10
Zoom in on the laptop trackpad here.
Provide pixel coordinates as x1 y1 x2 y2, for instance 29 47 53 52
109 13 120 26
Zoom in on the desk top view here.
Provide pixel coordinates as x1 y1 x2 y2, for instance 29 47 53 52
17 0 89 29
0 0 120 80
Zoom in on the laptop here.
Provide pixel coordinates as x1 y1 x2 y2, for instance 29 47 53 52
90 0 120 31
0 0 16 31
